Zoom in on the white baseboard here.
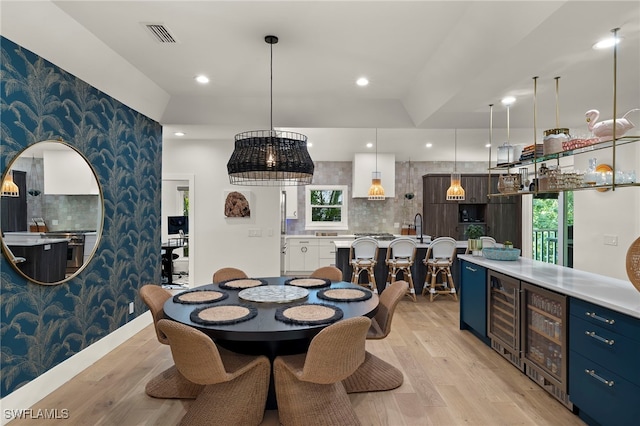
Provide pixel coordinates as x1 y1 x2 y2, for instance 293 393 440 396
0 312 152 425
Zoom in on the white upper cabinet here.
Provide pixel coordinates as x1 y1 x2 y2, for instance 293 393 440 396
282 185 298 219
352 153 395 198
44 149 99 195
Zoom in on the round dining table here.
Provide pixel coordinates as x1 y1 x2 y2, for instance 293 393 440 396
163 276 379 409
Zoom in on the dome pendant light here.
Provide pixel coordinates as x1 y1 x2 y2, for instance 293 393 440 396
367 128 385 200
1 171 19 197
446 129 465 201
227 35 314 186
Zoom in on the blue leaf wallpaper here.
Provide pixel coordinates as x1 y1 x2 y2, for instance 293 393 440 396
0 37 162 397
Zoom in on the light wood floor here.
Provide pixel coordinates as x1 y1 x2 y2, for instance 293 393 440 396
10 296 585 425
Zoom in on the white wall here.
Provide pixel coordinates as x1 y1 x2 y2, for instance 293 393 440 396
573 143 640 280
162 139 282 285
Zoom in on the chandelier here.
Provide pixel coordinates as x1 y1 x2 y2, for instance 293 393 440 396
227 35 314 186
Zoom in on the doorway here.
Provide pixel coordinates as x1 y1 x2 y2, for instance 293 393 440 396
162 174 194 287
531 192 573 266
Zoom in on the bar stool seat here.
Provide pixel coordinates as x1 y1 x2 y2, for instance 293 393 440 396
422 237 458 302
349 237 379 294
385 237 417 301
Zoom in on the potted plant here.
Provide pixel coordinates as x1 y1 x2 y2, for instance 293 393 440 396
465 224 484 256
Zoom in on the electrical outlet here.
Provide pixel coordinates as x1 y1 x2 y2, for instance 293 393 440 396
129 302 134 314
248 229 262 237
603 235 618 246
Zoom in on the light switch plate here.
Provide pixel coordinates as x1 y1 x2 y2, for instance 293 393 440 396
603 235 618 246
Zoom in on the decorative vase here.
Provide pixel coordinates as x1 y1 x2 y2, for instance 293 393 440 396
468 239 483 256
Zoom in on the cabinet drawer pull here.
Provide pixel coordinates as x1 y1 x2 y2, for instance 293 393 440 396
585 311 615 325
585 331 615 346
301 247 307 253
584 369 614 387
465 266 477 272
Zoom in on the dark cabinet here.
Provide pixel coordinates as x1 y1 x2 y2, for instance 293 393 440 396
1 170 27 232
487 202 521 246
423 175 457 204
459 260 489 345
461 175 489 203
424 203 459 240
423 174 521 247
9 240 68 282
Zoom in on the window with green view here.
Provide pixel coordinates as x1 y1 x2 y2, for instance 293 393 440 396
305 185 349 229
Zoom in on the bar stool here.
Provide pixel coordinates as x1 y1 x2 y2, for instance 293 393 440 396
422 237 458 302
349 237 379 293
385 237 417 301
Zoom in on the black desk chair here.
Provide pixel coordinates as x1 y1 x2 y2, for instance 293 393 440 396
161 251 179 281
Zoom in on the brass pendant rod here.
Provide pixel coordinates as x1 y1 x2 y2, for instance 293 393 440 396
533 76 538 179
454 129 457 171
488 104 493 197
612 27 619 189
506 104 510 144
554 76 560 128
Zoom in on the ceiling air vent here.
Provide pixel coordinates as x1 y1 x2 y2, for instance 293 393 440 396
145 24 177 43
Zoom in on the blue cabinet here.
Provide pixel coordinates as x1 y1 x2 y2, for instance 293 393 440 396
569 298 640 426
459 260 489 345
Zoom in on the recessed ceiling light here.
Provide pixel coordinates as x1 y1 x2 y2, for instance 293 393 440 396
356 77 369 87
425 143 433 148
592 36 621 50
485 143 491 148
366 142 373 148
501 96 516 106
174 131 185 137
195 75 210 84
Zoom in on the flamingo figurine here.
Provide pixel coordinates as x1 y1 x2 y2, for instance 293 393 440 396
585 108 639 141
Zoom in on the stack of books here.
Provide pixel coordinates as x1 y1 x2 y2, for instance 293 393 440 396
519 144 544 161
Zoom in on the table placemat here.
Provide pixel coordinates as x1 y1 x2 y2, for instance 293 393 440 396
190 304 258 325
173 289 229 304
284 277 331 289
275 303 343 325
239 285 309 303
218 278 268 290
317 287 372 302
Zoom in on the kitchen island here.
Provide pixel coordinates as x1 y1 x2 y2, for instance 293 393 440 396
3 234 69 282
458 254 640 426
334 239 468 294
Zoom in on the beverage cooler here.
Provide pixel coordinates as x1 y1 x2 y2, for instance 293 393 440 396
487 272 572 408
521 283 571 408
487 271 523 371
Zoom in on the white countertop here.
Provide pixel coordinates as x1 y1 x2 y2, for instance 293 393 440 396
458 254 640 319
333 239 467 250
3 235 70 246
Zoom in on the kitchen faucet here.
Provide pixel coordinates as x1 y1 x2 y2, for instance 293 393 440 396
414 213 423 244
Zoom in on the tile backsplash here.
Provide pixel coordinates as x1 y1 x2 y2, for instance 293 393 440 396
286 160 486 235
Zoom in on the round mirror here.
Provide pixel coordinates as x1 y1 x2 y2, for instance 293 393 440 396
1 140 103 285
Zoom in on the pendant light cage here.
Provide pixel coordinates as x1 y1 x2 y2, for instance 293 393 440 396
446 129 465 201
368 128 385 200
1 171 19 197
228 130 314 186
27 156 42 196
227 35 314 186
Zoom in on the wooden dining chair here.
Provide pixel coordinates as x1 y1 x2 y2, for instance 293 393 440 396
140 284 204 399
310 265 343 282
212 267 248 283
157 319 271 426
274 317 371 426
342 280 407 394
